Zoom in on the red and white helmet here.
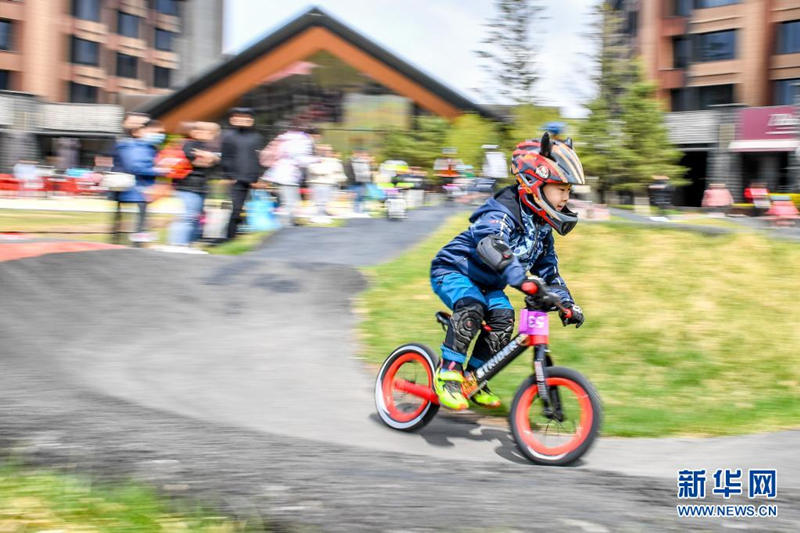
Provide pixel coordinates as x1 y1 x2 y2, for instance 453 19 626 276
511 132 586 236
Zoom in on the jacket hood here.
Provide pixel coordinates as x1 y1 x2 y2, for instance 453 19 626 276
469 185 523 227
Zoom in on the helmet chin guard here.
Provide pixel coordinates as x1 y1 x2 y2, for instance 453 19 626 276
512 132 585 236
518 180 579 236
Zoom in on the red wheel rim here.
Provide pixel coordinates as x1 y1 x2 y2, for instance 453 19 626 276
515 377 593 457
381 352 433 423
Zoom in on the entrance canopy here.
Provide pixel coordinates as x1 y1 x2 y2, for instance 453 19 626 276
142 7 498 131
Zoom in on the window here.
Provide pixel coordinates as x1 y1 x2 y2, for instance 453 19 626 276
694 0 738 8
69 82 98 103
774 79 800 105
116 53 138 78
0 70 9 90
72 0 101 22
670 85 735 111
153 66 171 88
154 29 174 51
70 37 99 66
623 11 638 36
694 30 736 62
699 84 735 108
673 36 690 68
117 12 140 38
0 20 12 51
673 0 692 16
155 0 178 16
777 21 800 55
670 88 693 111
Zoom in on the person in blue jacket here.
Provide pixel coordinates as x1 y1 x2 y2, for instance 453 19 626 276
112 118 167 245
430 132 586 410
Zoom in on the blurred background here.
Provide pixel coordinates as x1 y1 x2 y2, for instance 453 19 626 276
0 0 798 211
1 0 800 530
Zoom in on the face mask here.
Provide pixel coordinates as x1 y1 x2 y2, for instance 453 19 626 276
143 133 165 145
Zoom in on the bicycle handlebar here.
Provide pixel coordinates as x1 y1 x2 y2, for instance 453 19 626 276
519 276 571 315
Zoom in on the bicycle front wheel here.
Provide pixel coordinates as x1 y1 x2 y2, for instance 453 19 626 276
510 366 602 466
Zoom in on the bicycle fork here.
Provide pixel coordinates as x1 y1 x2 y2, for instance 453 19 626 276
534 344 564 421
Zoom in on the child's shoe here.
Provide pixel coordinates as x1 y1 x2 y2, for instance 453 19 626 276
434 365 468 411
470 384 502 408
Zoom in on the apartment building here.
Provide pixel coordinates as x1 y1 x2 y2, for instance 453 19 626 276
0 0 223 102
0 0 222 170
614 0 800 203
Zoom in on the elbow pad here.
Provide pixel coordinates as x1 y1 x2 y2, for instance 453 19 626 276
477 234 514 272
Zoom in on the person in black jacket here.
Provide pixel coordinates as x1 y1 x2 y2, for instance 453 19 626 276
167 121 220 249
221 107 263 241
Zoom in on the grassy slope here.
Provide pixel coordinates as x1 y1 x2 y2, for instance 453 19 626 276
0 464 242 532
359 215 800 437
0 210 172 243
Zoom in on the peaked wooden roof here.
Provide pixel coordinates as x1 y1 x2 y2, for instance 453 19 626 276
143 6 500 128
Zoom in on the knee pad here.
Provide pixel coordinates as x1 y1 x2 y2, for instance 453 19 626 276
445 300 485 354
481 308 515 355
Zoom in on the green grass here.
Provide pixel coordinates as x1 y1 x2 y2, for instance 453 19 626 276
0 463 244 532
358 215 800 437
0 209 172 243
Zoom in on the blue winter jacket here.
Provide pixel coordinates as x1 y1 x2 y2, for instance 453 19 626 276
112 138 160 202
430 185 573 305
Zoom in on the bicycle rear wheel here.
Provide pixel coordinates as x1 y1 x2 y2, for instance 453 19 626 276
374 343 439 431
510 366 602 466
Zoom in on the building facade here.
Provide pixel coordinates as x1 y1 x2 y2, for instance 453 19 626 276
0 0 223 103
614 0 800 204
0 0 223 170
143 7 498 156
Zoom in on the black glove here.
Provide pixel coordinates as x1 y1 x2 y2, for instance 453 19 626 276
560 304 584 328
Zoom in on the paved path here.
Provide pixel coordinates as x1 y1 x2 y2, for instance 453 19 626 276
1 206 798 531
608 207 800 241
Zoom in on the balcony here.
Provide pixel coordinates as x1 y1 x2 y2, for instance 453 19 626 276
39 102 123 134
664 109 721 145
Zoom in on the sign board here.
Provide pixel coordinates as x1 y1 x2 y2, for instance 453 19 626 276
737 106 799 141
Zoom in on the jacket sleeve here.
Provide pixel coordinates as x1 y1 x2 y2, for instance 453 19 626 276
120 144 160 177
183 141 198 163
220 132 233 178
469 211 527 288
531 231 574 305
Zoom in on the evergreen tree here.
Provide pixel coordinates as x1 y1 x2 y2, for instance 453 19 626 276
476 0 547 105
578 4 684 198
444 113 501 169
617 67 686 193
380 116 449 169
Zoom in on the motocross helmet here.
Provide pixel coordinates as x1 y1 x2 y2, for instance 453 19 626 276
511 132 586 236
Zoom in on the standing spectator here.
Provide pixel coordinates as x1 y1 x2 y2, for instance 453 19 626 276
701 182 734 211
167 121 220 251
648 175 673 216
13 159 42 197
344 149 373 217
262 127 315 225
221 108 263 242
307 144 346 224
109 112 150 243
112 119 167 246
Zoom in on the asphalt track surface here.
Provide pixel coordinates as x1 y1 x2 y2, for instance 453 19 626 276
1 206 798 531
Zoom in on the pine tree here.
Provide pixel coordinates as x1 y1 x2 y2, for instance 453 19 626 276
380 116 449 168
578 3 684 199
617 66 686 193
476 0 547 105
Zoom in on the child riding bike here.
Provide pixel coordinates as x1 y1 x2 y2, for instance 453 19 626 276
430 132 586 410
